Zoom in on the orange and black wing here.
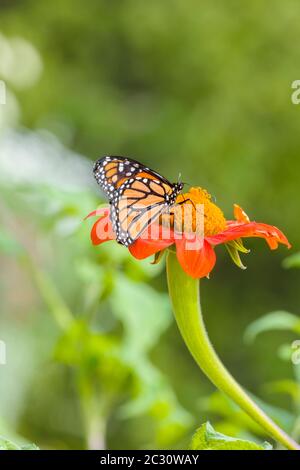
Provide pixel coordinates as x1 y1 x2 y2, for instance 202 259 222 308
93 156 172 200
93 156 183 246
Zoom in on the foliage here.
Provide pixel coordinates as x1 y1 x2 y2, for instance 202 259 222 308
0 182 192 449
244 311 300 343
189 422 271 450
245 299 300 445
199 391 295 440
0 436 39 450
282 252 300 270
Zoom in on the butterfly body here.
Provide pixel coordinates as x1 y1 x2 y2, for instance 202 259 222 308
93 156 183 246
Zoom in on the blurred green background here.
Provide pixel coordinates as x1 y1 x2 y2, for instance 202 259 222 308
0 0 300 449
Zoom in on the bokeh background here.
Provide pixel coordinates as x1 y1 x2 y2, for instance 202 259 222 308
0 0 300 449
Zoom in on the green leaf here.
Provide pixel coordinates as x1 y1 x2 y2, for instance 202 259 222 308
110 275 193 444
263 380 300 402
282 252 300 269
20 443 40 450
199 391 295 436
110 274 171 355
225 239 250 270
225 243 247 270
189 422 272 450
0 436 39 450
54 320 130 394
244 311 300 343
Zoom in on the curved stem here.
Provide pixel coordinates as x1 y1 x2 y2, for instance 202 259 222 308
166 251 300 450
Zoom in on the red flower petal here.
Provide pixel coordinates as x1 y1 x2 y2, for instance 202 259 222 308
85 207 110 220
206 221 291 250
90 217 115 245
175 236 216 279
233 204 250 223
86 207 115 245
129 224 174 260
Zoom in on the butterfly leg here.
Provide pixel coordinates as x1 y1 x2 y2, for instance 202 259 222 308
175 196 196 211
175 197 207 218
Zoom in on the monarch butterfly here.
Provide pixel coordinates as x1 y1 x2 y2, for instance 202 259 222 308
93 156 184 246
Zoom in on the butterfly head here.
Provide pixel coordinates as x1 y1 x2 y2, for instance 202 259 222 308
176 180 184 193
168 181 184 205
177 182 184 192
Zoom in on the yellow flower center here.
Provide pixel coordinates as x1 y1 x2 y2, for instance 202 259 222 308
166 187 227 237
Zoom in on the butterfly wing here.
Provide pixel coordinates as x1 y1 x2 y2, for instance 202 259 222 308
111 176 174 246
93 156 183 246
93 155 171 200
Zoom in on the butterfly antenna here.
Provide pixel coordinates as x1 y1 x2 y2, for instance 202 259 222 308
178 173 190 186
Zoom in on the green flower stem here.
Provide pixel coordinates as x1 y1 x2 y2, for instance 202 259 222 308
166 251 300 450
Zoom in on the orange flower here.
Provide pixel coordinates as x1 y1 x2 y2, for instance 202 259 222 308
86 187 290 279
